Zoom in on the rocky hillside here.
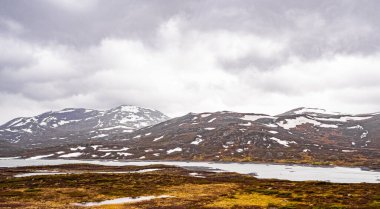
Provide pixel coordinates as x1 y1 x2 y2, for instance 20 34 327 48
0 105 169 155
5 107 380 168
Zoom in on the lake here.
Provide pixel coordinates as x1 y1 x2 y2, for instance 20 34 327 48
1 159 379 183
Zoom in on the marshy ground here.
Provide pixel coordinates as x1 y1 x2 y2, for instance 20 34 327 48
0 164 379 209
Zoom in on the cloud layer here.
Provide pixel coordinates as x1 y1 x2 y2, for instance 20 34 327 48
0 0 380 123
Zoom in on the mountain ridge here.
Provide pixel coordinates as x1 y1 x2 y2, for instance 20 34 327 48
1 106 380 168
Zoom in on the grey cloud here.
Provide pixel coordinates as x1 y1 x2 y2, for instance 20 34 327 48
0 0 380 123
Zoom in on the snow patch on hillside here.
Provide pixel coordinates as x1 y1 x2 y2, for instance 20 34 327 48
277 116 338 129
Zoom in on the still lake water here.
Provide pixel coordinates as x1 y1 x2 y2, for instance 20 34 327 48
1 159 379 183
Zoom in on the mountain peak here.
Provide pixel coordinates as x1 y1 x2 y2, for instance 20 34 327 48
278 107 342 116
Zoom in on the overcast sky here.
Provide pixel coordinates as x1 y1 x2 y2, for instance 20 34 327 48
0 0 380 123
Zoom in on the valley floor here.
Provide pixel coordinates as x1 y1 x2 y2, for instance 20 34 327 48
0 164 379 209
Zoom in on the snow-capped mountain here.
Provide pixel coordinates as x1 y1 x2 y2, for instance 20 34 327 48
3 107 380 168
0 105 169 154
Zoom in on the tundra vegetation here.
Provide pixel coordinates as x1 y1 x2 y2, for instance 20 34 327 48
0 164 379 209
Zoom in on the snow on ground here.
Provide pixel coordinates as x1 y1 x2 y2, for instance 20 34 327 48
236 148 243 153
101 153 111 157
191 136 203 145
342 150 357 153
200 113 211 118
316 116 372 122
27 154 54 160
99 126 133 131
98 147 129 152
265 123 278 128
91 145 101 150
56 151 65 154
70 146 86 151
204 127 215 130
117 152 133 156
167 147 182 154
59 152 83 158
269 137 296 147
268 130 278 134
208 118 216 123
21 128 32 133
153 135 164 142
92 134 108 138
361 131 368 139
153 153 160 156
347 125 364 130
189 172 205 178
294 108 341 115
120 105 140 113
72 195 173 207
277 116 338 129
133 135 141 139
241 115 275 121
145 132 151 136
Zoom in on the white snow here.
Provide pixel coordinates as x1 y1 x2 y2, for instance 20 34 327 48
59 152 83 158
56 151 65 154
236 148 243 153
92 134 108 138
70 146 86 151
167 147 182 154
200 113 211 118
91 145 101 150
191 137 203 145
27 154 54 160
153 135 164 142
22 128 32 133
98 147 129 152
204 127 215 130
294 108 340 115
208 118 216 123
277 116 338 129
117 152 133 156
153 153 160 156
269 137 296 147
99 126 133 131
347 125 364 130
241 115 275 121
268 130 278 134
265 123 278 128
361 131 368 139
303 149 310 152
101 153 111 158
133 135 141 139
57 109 76 113
342 150 357 153
316 116 372 122
145 132 151 136
120 105 140 113
189 172 205 178
72 195 173 207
